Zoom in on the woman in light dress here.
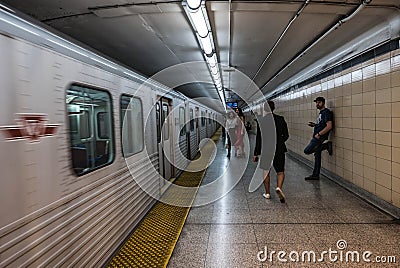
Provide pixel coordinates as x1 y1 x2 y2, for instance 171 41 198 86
234 108 245 157
225 111 237 158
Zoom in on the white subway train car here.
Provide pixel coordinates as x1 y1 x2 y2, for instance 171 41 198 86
0 9 219 267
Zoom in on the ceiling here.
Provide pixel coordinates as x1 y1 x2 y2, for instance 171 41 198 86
2 0 400 110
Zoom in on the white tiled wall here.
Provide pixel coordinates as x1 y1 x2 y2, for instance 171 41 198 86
273 48 400 208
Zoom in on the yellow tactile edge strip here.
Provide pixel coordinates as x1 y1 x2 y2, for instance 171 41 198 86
108 129 222 268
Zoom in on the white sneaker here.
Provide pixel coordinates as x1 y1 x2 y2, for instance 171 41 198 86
275 187 285 203
263 193 271 199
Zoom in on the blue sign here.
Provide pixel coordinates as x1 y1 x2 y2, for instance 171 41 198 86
226 102 238 108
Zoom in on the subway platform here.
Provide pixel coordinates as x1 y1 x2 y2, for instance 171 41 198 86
167 133 400 268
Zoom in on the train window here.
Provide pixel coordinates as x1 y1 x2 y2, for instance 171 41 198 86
190 109 194 131
80 111 91 139
66 84 114 176
209 113 212 124
179 107 185 136
120 95 144 157
162 103 169 140
201 111 205 126
97 112 110 139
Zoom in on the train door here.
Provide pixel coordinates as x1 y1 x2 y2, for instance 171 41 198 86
195 107 200 146
207 112 211 136
205 111 208 137
185 103 191 160
156 98 173 182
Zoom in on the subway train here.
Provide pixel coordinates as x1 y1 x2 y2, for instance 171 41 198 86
0 8 220 267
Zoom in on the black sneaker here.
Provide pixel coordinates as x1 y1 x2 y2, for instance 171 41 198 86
305 175 319 180
327 141 333 156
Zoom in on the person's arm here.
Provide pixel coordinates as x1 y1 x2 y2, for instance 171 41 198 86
241 116 245 135
315 121 332 138
282 118 289 142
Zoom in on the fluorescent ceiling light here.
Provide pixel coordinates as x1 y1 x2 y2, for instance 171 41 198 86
206 54 217 67
188 9 208 38
200 34 213 56
212 70 219 77
187 0 201 10
183 0 225 106
210 65 218 75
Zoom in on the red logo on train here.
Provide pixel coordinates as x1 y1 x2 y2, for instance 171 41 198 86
0 114 60 142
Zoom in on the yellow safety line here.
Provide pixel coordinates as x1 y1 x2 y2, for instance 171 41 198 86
108 129 222 268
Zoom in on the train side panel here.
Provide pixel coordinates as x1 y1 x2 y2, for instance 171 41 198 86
0 34 159 267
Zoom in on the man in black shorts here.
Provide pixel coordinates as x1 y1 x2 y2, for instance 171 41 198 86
254 101 289 203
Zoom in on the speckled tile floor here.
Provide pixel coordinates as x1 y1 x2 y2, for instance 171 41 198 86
168 134 399 268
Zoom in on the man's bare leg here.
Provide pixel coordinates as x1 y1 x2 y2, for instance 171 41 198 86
263 170 271 196
277 172 285 189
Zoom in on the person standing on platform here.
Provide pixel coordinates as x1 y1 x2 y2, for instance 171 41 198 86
254 101 289 203
304 96 333 180
225 111 237 158
234 108 245 157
